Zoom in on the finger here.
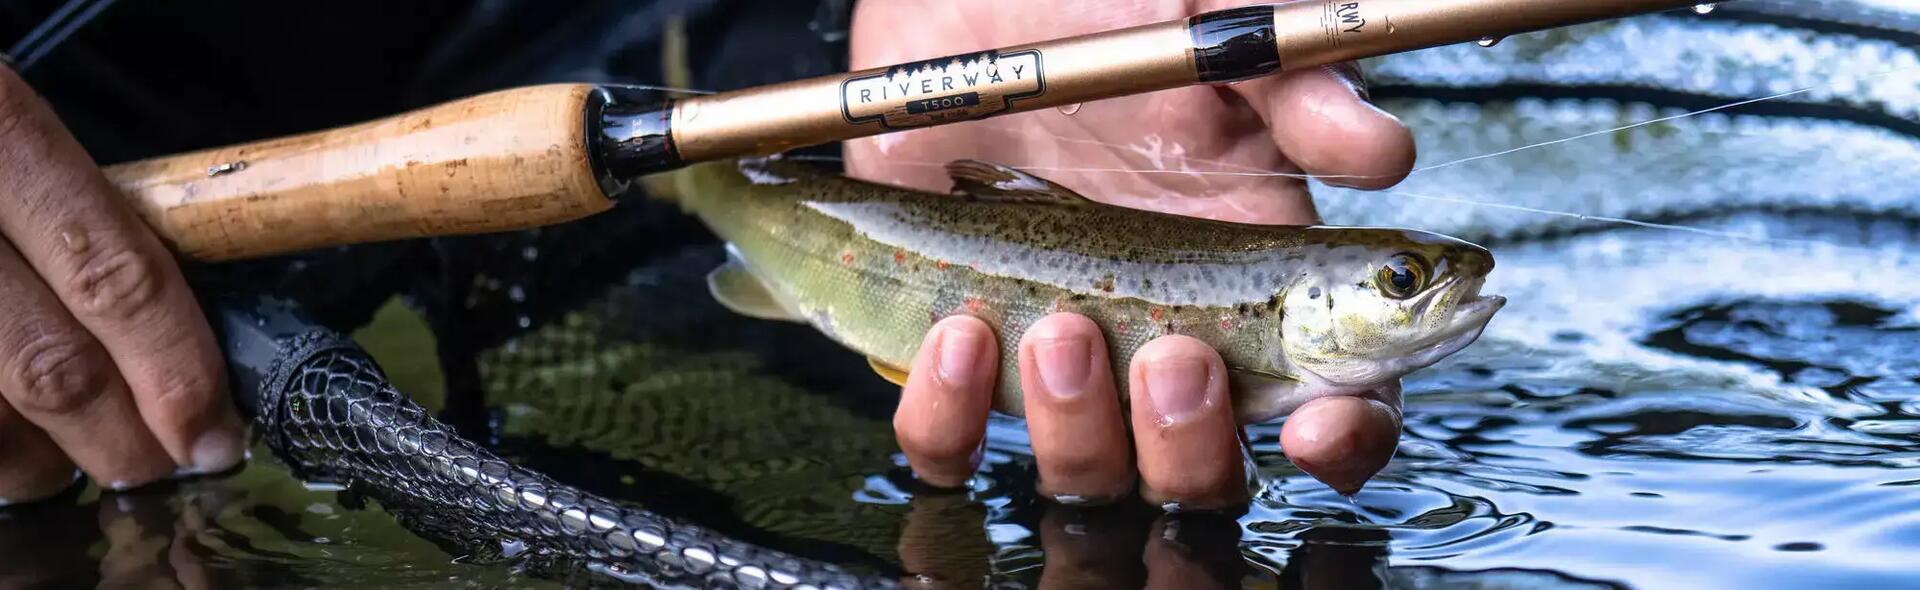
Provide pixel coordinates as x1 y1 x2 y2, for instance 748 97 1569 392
1280 385 1403 495
170 494 217 590
1228 62 1417 190
1019 313 1134 503
0 398 79 505
897 492 994 588
1284 527 1394 590
0 67 244 475
1127 336 1248 509
1037 506 1148 590
1142 514 1247 590
99 490 173 587
0 238 176 489
893 315 998 487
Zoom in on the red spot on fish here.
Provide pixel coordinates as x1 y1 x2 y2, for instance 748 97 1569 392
1116 320 1128 335
1151 308 1166 322
1219 318 1233 331
964 297 986 314
936 260 951 271
841 251 855 266
893 250 907 265
1092 274 1116 293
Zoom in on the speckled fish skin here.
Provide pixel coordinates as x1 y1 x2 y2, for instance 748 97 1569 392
656 159 1504 424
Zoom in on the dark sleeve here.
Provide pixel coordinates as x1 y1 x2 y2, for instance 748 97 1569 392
2 0 850 164
2 0 853 332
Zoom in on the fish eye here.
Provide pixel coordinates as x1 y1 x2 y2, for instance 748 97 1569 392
1376 253 1429 299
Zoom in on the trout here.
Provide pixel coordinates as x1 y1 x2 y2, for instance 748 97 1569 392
651 158 1504 423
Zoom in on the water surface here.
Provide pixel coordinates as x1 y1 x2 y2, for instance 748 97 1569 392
4 5 1918 589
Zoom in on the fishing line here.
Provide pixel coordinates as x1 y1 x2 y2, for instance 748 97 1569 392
1365 188 1868 250
626 84 716 95
785 63 1920 242
1400 84 1843 176
775 152 1858 249
932 63 1920 184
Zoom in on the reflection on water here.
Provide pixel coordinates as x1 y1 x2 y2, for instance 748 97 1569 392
5 4 1920 589
0 459 548 588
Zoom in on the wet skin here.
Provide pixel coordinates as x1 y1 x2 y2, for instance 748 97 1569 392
0 65 245 504
849 0 1421 504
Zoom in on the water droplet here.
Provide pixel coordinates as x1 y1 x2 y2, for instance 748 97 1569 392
499 538 527 558
1692 3 1715 14
521 246 540 261
1057 103 1082 116
516 315 532 328
302 481 348 492
508 285 526 303
1476 36 1503 48
59 229 89 252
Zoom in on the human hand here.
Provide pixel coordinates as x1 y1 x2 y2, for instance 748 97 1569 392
0 65 245 505
851 0 1417 503
846 0 1415 224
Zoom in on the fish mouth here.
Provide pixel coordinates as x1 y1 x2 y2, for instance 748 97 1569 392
1290 280 1497 390
1436 286 1505 355
1447 276 1506 335
1401 276 1506 366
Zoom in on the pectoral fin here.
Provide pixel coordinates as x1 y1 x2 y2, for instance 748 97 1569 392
945 160 1094 206
707 256 802 322
1229 370 1308 425
868 357 911 386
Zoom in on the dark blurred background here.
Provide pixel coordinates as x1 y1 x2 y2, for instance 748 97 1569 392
2 0 852 164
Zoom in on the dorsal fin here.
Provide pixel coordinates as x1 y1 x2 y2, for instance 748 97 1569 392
945 160 1093 206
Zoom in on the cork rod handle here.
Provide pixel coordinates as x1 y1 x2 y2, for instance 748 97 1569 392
102 84 613 262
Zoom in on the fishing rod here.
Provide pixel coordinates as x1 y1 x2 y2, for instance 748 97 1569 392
100 0 1716 261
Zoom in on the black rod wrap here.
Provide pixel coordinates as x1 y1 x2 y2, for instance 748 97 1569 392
593 85 685 197
1189 5 1283 83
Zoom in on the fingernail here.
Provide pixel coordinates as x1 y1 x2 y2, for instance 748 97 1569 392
189 424 245 475
1034 336 1091 399
936 325 986 388
1324 62 1370 101
1144 357 1212 423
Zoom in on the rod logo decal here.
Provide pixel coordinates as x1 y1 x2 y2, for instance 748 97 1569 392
1336 2 1366 33
842 49 1045 129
